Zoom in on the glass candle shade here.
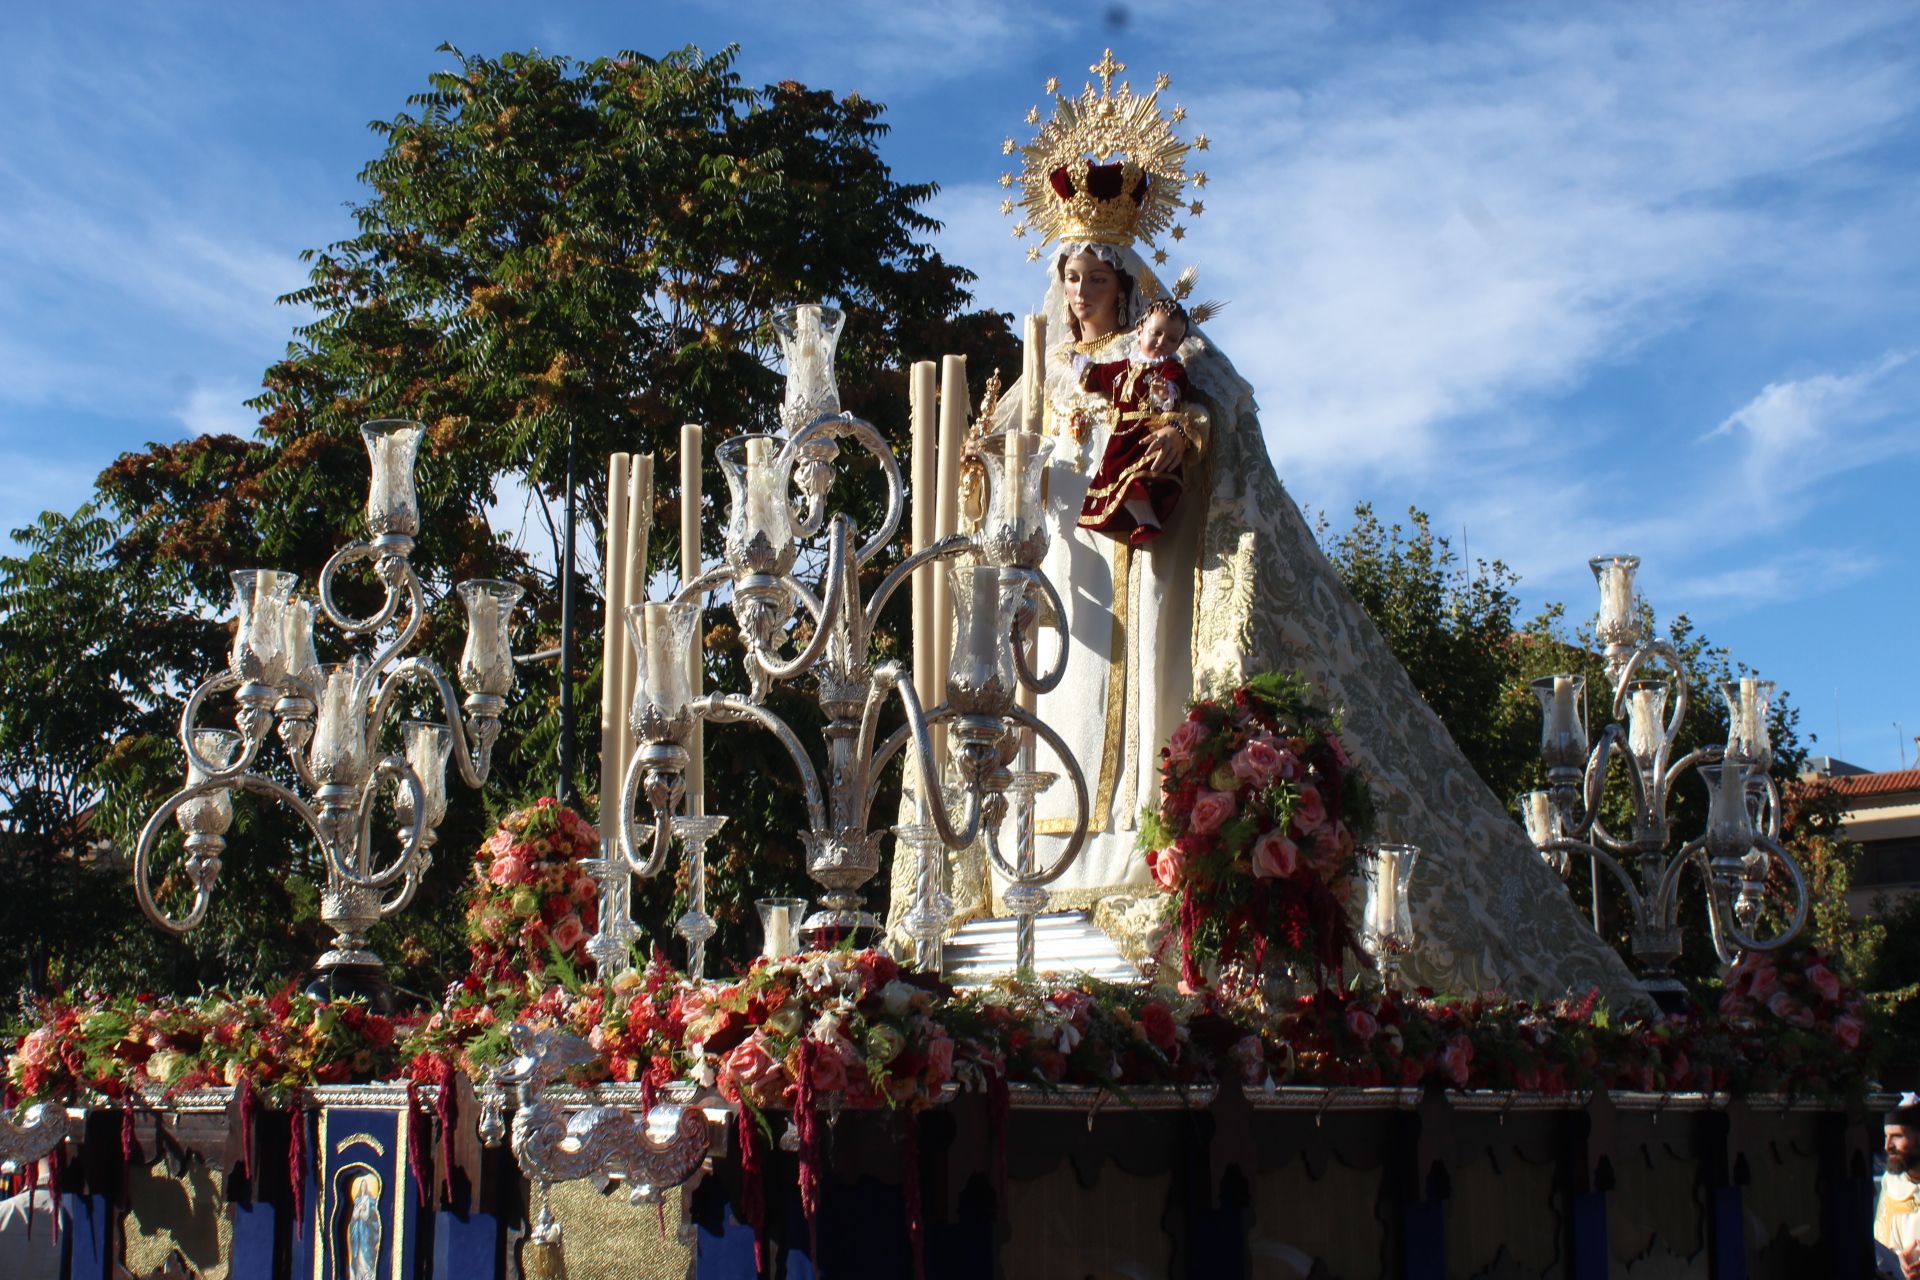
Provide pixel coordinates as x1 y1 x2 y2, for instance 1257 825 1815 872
946 564 1016 710
1699 761 1757 863
457 580 524 697
1624 680 1670 771
756 896 809 959
1722 676 1776 767
770 304 846 432
177 729 240 837
228 569 299 685
624 601 701 740
718 434 795 567
362 420 425 537
978 429 1053 562
310 660 372 787
1590 554 1642 648
282 595 323 693
397 720 453 831
1529 674 1589 771
1359 843 1421 952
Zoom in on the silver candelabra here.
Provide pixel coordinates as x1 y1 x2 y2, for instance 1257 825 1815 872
1523 554 1808 1006
132 421 521 1008
588 304 1089 977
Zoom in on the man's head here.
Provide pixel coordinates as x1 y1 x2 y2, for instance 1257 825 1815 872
1887 1104 1920 1174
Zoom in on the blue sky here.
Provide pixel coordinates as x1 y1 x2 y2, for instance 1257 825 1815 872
3 2 1917 769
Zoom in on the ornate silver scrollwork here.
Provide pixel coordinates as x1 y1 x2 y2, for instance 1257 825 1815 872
0 1103 79 1172
496 1024 712 1251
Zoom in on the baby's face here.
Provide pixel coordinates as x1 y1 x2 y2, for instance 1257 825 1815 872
1137 312 1187 361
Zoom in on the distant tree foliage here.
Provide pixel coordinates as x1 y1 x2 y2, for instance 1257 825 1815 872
3 45 1014 1003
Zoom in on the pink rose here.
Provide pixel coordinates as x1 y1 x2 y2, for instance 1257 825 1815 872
1189 788 1237 835
809 1046 849 1093
1441 1034 1474 1086
1290 786 1327 836
551 913 587 953
1229 1035 1266 1085
488 851 532 886
1835 1015 1864 1049
722 1036 788 1104
1766 989 1815 1028
1149 845 1186 891
1345 1006 1379 1041
1251 831 1298 880
1231 737 1285 788
1167 719 1209 766
924 1034 955 1087
1804 963 1842 1004
18 1027 54 1067
1746 960 1780 1001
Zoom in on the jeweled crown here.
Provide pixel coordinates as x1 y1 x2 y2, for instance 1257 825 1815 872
1001 49 1209 259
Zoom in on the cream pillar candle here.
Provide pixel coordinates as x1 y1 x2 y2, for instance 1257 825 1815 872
763 904 793 959
909 362 938 735
1525 791 1555 846
1549 675 1576 741
624 454 653 815
1371 853 1400 939
599 453 632 831
678 425 704 817
1020 314 1046 437
932 356 968 762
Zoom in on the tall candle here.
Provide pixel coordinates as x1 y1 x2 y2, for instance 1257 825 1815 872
623 455 653 814
909 363 938 735
1020 315 1046 436
599 453 632 832
1738 676 1758 754
1004 430 1024 523
249 573 281 680
463 592 503 690
1627 685 1665 764
282 595 320 690
933 356 968 762
676 429 703 817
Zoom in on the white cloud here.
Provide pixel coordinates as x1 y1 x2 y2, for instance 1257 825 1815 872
174 382 264 439
1667 548 1883 613
1707 351 1917 486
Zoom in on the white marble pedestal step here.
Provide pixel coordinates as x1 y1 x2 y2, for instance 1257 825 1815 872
941 910 1139 985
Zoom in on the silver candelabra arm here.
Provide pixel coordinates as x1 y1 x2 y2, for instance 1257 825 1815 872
316 537 418 640
1009 570 1069 694
696 694 828 831
1700 832 1810 962
133 771 327 934
1609 638 1691 726
324 754 429 893
179 671 270 777
744 516 850 687
782 412 904 567
864 532 973 621
980 705 1090 885
1539 835 1648 914
881 669 987 849
1577 724 1649 854
370 656 502 789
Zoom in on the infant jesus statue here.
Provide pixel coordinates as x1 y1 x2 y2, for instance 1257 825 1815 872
1074 297 1202 546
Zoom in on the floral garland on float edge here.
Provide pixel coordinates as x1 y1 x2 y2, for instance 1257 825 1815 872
1140 671 1375 990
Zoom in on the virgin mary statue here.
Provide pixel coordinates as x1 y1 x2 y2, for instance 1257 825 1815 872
906 53 1636 1002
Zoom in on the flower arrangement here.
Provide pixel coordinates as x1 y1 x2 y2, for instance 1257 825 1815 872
1140 672 1376 988
7 985 403 1106
2 803 1881 1119
465 797 602 981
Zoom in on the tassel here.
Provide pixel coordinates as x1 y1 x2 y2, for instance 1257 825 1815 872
903 1111 924 1280
794 1042 821 1265
1179 888 1205 990
406 1080 432 1208
48 1141 64 1249
521 1235 570 1279
433 1068 458 1206
288 1094 309 1229
22 1151 35 1242
120 1105 137 1200
235 1079 257 1187
738 1110 767 1275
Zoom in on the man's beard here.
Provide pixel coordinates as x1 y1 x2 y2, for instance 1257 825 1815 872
1891 1151 1911 1175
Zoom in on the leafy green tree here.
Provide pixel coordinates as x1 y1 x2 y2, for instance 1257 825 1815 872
31 44 1015 998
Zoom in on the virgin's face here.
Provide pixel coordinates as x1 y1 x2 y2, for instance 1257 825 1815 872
1061 253 1120 339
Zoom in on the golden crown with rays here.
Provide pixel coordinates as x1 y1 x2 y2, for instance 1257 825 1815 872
1000 49 1210 263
